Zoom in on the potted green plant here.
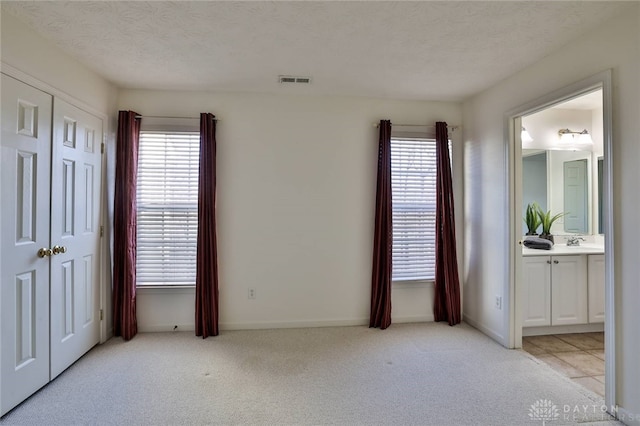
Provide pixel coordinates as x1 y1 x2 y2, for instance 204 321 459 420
523 202 542 235
536 206 567 243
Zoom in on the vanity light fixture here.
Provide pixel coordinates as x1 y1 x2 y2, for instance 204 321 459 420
521 127 533 143
558 128 594 145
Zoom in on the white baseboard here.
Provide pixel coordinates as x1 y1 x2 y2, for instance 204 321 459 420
138 319 369 333
218 316 434 330
522 323 604 337
615 406 640 425
393 315 435 323
220 318 369 331
137 317 436 333
138 323 195 333
463 314 506 346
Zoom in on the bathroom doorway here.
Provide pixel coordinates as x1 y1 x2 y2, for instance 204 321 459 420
507 71 615 408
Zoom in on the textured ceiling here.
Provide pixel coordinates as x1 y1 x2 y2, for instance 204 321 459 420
1 1 634 101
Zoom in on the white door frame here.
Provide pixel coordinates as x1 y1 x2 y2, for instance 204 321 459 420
505 70 615 410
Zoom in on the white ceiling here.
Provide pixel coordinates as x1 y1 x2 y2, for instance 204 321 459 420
1 1 634 101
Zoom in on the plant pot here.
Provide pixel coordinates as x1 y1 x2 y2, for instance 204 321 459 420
525 232 537 236
538 233 554 243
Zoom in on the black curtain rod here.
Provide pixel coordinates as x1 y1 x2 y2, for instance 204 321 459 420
135 115 219 121
373 123 459 131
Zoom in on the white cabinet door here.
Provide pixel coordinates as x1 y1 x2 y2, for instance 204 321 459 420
588 254 605 323
0 74 53 416
551 255 588 325
49 98 102 379
522 257 552 327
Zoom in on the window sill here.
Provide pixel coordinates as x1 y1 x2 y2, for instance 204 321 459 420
392 280 434 289
136 285 196 295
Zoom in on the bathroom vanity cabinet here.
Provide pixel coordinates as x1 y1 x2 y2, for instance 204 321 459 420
522 251 604 329
522 255 587 327
588 254 605 323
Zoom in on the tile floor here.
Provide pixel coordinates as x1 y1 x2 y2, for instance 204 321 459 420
522 332 605 397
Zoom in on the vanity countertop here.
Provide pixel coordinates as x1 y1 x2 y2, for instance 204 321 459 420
522 243 605 256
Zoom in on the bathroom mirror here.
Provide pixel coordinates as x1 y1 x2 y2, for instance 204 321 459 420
521 89 604 236
522 148 598 235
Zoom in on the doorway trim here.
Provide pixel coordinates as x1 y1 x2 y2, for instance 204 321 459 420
505 69 615 409
1 61 112 344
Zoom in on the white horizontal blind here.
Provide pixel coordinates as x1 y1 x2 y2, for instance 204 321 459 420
391 138 439 281
136 131 200 286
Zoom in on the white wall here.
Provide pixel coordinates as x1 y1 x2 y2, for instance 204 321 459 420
1 13 116 115
117 89 462 331
1 11 119 340
462 5 639 421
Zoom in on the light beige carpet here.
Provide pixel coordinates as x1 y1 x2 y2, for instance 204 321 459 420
0 322 620 425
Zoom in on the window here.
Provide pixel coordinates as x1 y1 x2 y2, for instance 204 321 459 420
136 131 200 286
391 137 450 282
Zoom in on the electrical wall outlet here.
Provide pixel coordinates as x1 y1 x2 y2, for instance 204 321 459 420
248 288 256 299
495 296 502 310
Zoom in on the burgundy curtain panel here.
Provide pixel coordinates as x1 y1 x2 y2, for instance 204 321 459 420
113 110 141 340
195 113 220 338
433 122 461 325
370 119 393 329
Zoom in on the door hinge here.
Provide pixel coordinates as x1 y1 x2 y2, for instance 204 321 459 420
101 142 105 154
100 225 104 237
100 309 104 321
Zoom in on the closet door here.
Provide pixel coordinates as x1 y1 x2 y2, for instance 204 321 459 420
49 98 102 379
0 73 53 416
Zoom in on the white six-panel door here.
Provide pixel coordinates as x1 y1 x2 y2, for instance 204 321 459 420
1 74 53 416
50 98 102 379
1 74 103 416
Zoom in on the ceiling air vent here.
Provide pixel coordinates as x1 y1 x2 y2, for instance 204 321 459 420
279 75 312 84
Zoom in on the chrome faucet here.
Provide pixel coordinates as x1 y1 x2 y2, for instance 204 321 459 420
566 236 586 246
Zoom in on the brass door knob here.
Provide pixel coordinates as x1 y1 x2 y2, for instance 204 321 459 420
52 245 67 255
37 248 53 258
